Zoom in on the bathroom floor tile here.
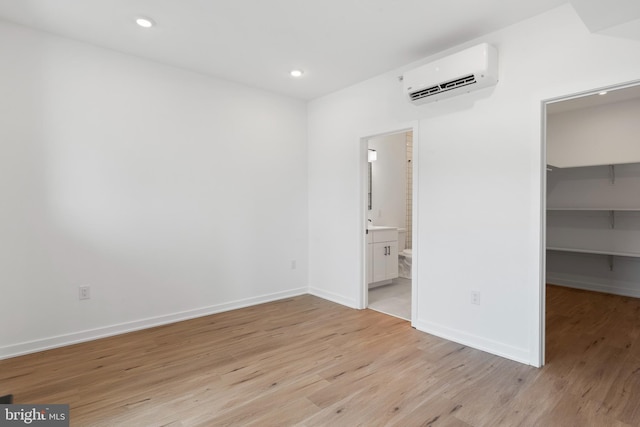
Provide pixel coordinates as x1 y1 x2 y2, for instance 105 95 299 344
368 278 411 320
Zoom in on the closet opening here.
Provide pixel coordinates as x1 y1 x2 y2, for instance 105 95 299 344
543 82 640 369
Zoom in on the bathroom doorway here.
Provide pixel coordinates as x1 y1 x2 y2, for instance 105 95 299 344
364 130 414 320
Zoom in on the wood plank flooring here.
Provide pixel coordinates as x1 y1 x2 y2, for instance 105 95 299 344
2 285 640 426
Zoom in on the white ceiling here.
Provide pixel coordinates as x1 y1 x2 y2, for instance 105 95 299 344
0 0 571 100
569 0 640 32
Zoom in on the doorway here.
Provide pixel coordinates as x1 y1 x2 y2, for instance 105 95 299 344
363 129 415 321
542 81 640 365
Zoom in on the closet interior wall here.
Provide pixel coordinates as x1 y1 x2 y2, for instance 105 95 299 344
546 88 640 298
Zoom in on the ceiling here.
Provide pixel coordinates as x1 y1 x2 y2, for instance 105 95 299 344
0 0 572 100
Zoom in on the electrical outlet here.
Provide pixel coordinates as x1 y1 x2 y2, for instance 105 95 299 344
79 286 90 300
471 290 481 305
291 260 297 270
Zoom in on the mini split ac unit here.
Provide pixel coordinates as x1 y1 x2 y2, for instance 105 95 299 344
403 43 498 105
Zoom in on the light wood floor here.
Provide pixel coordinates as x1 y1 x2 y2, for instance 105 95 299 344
2 285 640 426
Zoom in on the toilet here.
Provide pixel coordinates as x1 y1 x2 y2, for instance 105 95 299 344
398 229 412 279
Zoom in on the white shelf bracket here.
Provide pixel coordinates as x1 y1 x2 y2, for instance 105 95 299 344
610 210 616 229
609 164 616 185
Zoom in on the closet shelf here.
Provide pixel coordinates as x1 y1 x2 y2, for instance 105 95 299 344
547 247 640 258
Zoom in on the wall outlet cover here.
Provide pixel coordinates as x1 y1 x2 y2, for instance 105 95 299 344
471 290 481 305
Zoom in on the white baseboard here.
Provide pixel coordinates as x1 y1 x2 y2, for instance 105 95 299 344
0 287 307 360
368 280 392 289
547 274 640 298
308 287 358 309
413 319 532 366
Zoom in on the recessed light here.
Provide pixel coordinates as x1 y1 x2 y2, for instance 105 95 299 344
598 91 608 96
136 17 155 28
290 69 304 78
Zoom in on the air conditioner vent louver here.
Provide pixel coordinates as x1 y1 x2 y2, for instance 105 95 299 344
409 85 439 101
409 74 477 101
441 74 476 90
403 43 498 105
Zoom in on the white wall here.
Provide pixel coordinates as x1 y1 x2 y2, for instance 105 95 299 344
0 20 308 358
548 98 640 167
308 4 640 365
368 133 406 229
548 251 640 297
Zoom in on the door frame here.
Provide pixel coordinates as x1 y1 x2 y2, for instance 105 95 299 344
538 79 640 367
359 121 420 326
